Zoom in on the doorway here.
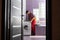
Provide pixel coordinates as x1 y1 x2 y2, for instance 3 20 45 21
4 0 46 40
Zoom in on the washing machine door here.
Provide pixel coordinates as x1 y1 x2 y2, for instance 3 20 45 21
23 21 31 36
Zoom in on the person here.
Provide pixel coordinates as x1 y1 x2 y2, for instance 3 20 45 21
26 10 36 35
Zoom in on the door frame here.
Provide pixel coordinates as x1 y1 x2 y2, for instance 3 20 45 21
2 0 51 40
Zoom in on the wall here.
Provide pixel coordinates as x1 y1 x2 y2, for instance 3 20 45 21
52 0 60 40
26 0 39 13
26 0 33 12
0 0 2 40
26 0 45 13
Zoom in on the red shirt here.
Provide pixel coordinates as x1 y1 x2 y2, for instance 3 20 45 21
27 13 36 32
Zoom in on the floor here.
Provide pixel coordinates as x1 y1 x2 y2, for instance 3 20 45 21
23 36 46 40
